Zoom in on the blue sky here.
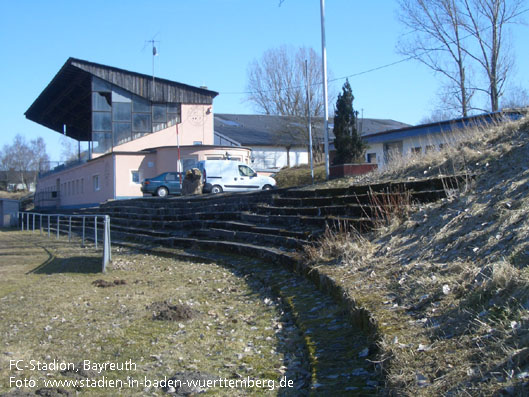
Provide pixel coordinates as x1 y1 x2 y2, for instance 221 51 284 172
1 0 528 161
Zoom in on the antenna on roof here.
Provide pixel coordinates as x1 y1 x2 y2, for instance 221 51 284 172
145 33 160 100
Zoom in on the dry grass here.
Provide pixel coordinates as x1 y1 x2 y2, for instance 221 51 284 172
301 113 529 395
0 191 27 200
304 222 375 268
273 164 326 188
0 231 302 396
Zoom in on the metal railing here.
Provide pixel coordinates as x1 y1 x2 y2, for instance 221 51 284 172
17 212 111 272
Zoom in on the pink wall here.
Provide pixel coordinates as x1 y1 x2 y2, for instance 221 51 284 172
36 155 115 208
112 146 251 199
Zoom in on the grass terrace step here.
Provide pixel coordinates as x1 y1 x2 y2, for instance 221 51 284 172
280 174 473 198
254 204 382 218
240 212 374 233
191 228 309 251
202 220 317 240
271 189 448 207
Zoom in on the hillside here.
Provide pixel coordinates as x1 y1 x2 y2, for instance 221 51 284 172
303 113 529 395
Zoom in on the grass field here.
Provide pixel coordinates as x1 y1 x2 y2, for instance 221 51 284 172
0 230 304 396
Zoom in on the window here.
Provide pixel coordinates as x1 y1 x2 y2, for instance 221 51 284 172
165 173 177 181
425 145 435 153
411 147 421 155
239 165 256 177
132 97 150 113
92 92 112 111
167 103 181 123
367 153 377 163
112 102 131 122
131 171 140 184
93 175 100 192
113 122 132 146
152 104 167 123
93 112 112 131
132 113 151 132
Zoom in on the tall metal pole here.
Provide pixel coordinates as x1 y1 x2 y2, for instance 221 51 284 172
320 0 330 180
305 60 314 184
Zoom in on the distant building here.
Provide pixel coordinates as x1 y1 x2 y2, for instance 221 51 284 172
27 58 251 209
364 110 526 169
214 114 409 174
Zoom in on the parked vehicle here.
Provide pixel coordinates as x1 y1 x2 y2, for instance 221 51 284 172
141 172 182 197
197 160 276 194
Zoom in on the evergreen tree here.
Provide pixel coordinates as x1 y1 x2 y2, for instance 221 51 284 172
332 79 366 165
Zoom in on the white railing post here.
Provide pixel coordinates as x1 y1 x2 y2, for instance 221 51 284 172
18 211 110 274
102 215 111 272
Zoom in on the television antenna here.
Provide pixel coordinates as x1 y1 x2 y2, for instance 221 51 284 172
144 34 160 100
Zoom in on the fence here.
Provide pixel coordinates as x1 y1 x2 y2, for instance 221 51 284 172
17 212 111 272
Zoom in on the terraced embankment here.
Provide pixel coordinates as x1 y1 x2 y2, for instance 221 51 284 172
27 174 470 394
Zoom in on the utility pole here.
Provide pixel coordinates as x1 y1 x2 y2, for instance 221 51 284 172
320 0 330 180
305 60 314 184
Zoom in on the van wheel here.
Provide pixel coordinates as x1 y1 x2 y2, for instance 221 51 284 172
262 184 272 191
156 187 169 197
211 185 223 194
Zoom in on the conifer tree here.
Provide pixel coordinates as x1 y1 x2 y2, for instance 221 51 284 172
333 79 366 165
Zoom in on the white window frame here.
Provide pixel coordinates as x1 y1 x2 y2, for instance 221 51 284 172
93 174 100 192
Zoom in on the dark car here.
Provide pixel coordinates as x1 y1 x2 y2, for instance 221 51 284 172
141 172 182 197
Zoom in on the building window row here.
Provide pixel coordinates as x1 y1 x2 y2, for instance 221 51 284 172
92 77 181 153
60 178 85 197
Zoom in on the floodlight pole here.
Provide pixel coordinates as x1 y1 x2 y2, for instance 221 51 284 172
320 0 330 180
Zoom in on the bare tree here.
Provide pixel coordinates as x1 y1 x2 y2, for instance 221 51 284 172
398 0 524 115
398 0 473 116
247 46 334 163
246 45 329 117
0 134 49 190
460 0 524 112
501 85 529 108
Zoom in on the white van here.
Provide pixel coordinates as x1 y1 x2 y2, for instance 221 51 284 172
197 160 276 194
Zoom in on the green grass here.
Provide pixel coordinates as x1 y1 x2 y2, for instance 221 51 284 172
0 231 297 396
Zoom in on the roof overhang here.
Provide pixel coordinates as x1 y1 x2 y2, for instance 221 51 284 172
25 57 219 142
25 61 93 141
